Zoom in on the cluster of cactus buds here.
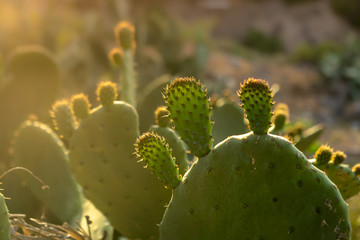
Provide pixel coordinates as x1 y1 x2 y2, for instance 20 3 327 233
311 145 360 200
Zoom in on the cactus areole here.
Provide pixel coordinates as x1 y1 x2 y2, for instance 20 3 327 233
159 78 351 240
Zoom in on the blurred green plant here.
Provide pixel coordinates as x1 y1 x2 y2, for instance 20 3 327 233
291 41 342 64
241 28 283 54
136 10 213 82
320 37 360 102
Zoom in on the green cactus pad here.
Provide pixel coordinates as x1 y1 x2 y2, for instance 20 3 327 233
12 120 83 223
237 78 274 135
314 145 334 165
96 81 118 107
71 94 91 120
164 77 213 157
51 100 76 140
135 132 181 189
114 21 136 51
109 48 123 66
155 106 171 127
69 101 171 239
0 193 10 240
160 133 351 239
312 152 360 200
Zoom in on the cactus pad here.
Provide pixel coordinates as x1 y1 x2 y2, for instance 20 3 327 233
135 132 181 189
51 100 76 141
237 78 274 135
96 81 118 107
71 94 91 120
109 48 123 66
69 99 171 239
12 120 83 223
164 77 213 157
160 133 351 239
114 21 136 51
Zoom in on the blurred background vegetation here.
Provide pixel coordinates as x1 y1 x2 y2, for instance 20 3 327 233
1 0 360 163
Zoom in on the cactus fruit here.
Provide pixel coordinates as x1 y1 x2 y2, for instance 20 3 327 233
311 146 360 200
11 120 83 224
69 82 171 239
211 93 248 145
149 106 189 175
136 77 351 239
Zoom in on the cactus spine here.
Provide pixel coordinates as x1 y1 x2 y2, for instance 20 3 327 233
136 77 351 240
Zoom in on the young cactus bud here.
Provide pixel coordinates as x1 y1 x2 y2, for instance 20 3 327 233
114 21 136 51
135 132 181 189
155 106 171 127
96 81 118 107
71 93 91 120
109 48 123 67
164 77 213 158
314 145 333 165
272 103 289 132
237 78 274 135
331 151 347 165
353 164 360 176
50 100 75 140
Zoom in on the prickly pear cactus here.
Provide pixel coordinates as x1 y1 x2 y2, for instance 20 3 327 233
149 106 189 175
164 77 213 157
12 120 83 224
0 45 60 167
69 82 171 239
137 77 351 240
0 193 10 240
311 145 360 200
